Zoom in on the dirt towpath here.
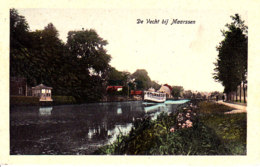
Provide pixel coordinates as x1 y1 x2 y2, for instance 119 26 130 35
217 101 247 114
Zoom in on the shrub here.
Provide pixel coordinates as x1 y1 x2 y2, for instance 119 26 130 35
52 96 76 105
95 104 230 155
95 101 246 155
10 96 39 106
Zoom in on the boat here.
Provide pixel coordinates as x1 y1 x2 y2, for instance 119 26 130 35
143 91 167 103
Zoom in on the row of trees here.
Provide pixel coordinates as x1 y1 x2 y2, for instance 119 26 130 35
107 68 161 96
10 9 162 102
11 9 111 102
213 14 248 102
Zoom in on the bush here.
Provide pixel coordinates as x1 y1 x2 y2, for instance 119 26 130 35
199 113 247 155
52 96 77 105
95 101 246 155
197 101 247 155
95 104 230 155
10 96 39 106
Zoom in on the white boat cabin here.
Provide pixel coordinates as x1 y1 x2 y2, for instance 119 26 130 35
144 91 166 103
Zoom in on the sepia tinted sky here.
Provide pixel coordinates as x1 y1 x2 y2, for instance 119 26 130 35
18 9 247 92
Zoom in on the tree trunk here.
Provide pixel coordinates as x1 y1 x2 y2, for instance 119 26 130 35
243 81 246 103
236 88 238 102
240 83 242 103
228 92 231 101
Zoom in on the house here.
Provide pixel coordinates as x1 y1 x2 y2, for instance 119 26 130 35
158 84 173 98
131 90 143 100
10 77 31 96
106 86 123 93
148 87 155 92
130 90 143 95
32 84 53 101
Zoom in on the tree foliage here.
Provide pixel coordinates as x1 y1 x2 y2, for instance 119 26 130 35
10 9 111 102
213 14 248 96
10 9 180 102
171 86 184 99
183 90 192 99
131 69 152 90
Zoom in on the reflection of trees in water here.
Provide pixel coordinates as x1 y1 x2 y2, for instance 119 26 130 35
11 101 185 154
85 102 145 141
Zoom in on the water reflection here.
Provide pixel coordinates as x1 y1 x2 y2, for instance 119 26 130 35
10 100 188 155
144 103 167 113
117 107 122 115
107 123 133 144
39 107 53 116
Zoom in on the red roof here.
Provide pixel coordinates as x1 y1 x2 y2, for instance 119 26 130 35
163 84 172 91
131 90 143 95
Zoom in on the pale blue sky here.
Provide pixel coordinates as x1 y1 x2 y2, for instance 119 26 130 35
18 8 247 92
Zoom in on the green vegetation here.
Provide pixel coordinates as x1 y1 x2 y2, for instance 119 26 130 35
213 14 248 101
197 101 233 114
94 101 246 155
171 86 184 99
10 96 40 106
10 9 111 103
52 96 77 105
10 9 161 103
197 101 246 154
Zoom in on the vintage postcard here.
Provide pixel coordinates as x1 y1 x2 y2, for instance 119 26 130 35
1 0 260 166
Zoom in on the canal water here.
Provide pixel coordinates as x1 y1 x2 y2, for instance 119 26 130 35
10 100 189 155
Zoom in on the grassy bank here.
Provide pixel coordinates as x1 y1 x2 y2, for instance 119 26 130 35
94 100 246 155
197 101 247 155
10 95 77 106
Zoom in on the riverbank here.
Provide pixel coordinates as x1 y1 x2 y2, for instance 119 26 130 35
94 100 246 155
10 95 142 107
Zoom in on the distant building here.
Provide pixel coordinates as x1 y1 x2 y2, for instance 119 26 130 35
106 86 123 93
148 87 155 92
32 84 53 101
158 84 173 98
10 77 31 96
131 90 143 101
130 90 143 95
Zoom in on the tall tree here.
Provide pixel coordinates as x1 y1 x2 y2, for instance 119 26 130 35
171 86 184 99
10 8 31 78
10 9 112 102
66 29 111 102
213 14 248 101
131 69 152 90
150 81 161 90
28 23 66 87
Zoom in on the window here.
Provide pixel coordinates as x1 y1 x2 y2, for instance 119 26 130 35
42 89 46 93
18 87 23 95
